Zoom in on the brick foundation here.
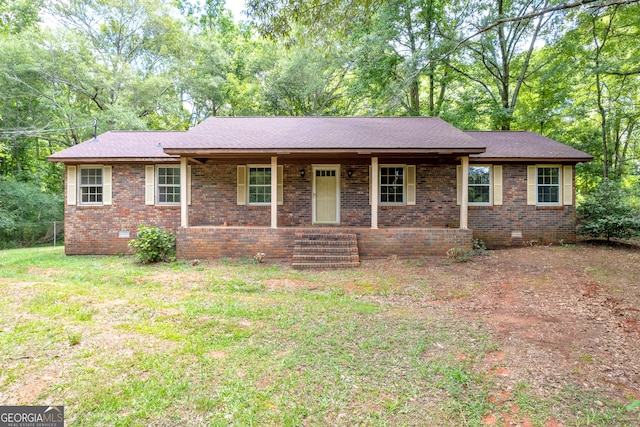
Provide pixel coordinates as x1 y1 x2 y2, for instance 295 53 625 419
177 227 472 260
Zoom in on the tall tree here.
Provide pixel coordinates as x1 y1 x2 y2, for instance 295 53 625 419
177 0 278 121
451 0 560 130
264 46 354 115
586 5 640 179
0 0 41 34
47 0 189 130
350 0 462 116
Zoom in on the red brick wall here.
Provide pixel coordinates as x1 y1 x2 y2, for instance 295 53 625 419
379 164 459 228
189 160 460 228
468 164 577 247
177 227 473 260
62 161 578 256
190 163 271 226
64 164 180 255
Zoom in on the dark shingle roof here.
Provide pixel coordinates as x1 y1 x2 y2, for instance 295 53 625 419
48 131 182 163
466 131 593 162
48 118 593 163
163 116 485 153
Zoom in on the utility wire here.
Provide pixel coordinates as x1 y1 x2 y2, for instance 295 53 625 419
0 120 96 138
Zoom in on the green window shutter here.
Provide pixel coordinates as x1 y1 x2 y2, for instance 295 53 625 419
67 165 77 206
237 165 247 205
103 166 112 205
277 165 283 205
145 165 155 205
456 165 462 205
563 165 573 205
406 165 416 205
527 166 537 205
187 165 192 206
493 165 503 206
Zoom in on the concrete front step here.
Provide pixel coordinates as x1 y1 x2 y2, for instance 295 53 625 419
292 261 361 269
293 245 358 253
293 254 360 262
296 233 357 240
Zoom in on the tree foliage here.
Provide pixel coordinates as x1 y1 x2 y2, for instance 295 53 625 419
1 0 640 208
0 178 63 248
577 180 640 242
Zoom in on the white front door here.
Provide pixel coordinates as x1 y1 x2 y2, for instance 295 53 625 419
313 165 340 224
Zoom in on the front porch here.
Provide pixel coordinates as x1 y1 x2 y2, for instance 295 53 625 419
176 226 473 263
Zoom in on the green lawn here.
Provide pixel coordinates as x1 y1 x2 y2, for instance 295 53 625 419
0 247 636 426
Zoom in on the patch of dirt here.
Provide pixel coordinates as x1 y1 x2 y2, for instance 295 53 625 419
262 278 321 291
437 245 640 402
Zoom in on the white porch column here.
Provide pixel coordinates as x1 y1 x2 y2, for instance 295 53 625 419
271 156 278 229
180 157 189 227
460 156 469 229
371 157 378 229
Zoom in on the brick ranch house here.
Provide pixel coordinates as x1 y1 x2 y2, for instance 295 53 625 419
48 117 592 267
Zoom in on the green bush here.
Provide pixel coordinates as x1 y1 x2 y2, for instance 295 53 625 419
128 225 176 264
577 180 640 242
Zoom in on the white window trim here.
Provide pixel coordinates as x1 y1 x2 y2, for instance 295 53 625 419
247 165 273 206
78 165 105 206
536 164 562 206
379 164 406 206
156 165 181 206
468 165 492 206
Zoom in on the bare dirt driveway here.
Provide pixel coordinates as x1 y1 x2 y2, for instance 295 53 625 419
426 242 640 422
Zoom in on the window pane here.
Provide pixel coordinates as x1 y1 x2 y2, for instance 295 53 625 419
380 167 404 204
80 168 103 204
468 166 490 204
157 167 181 204
248 167 271 204
537 167 560 204
469 186 490 203
469 167 490 185
538 167 559 185
538 186 559 203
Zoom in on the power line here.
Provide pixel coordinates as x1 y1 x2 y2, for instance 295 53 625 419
0 120 96 138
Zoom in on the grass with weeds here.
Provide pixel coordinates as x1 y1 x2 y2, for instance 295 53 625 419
0 247 636 426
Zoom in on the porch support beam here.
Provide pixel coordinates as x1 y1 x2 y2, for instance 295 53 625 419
371 157 378 229
180 157 189 227
460 156 469 229
271 156 278 229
